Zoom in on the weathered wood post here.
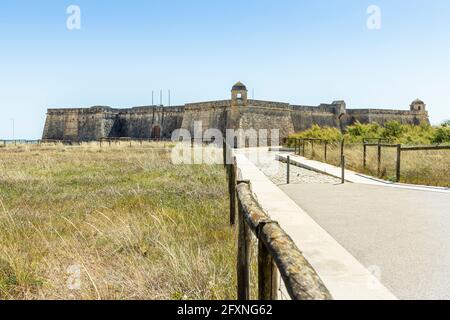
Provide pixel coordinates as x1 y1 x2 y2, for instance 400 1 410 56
258 225 279 300
324 141 328 161
237 181 251 300
341 155 346 184
396 144 402 182
223 139 227 168
377 141 382 177
286 156 290 185
302 139 306 157
228 157 237 226
363 142 367 169
311 140 315 158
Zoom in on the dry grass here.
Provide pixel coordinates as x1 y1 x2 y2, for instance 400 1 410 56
0 142 238 300
305 142 450 187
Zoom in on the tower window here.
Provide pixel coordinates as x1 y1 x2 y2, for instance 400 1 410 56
237 93 242 99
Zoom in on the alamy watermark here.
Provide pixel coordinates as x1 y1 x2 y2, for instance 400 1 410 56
66 5 81 30
367 5 382 30
169 122 283 175
67 264 81 290
367 265 383 290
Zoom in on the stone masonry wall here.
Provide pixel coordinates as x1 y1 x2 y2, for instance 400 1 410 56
344 109 430 127
42 99 430 142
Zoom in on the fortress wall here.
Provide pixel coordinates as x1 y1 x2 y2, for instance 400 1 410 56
161 108 185 138
290 109 340 132
291 104 338 113
112 106 185 139
42 94 431 142
181 102 229 136
43 108 116 141
78 111 111 141
248 100 290 109
43 109 82 141
114 111 154 138
43 110 67 140
345 109 430 127
238 106 295 141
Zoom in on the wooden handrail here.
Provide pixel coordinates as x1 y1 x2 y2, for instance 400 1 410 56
235 181 332 300
401 145 450 151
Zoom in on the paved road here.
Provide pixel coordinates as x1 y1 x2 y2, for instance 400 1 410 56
280 183 450 300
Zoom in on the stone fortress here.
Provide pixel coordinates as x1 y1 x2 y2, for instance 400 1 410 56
42 82 430 142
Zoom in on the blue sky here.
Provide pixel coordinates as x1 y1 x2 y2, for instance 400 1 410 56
0 0 449 139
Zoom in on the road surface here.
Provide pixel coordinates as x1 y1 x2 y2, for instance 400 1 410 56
280 183 450 300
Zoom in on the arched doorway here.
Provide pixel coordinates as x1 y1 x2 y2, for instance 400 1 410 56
151 125 161 139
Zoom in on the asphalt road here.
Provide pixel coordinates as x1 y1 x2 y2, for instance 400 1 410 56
280 183 450 300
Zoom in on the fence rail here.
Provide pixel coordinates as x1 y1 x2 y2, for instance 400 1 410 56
288 137 450 184
223 142 332 300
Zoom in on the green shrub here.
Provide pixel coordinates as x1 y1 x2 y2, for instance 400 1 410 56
381 121 405 139
345 122 382 143
432 126 450 144
290 125 342 142
288 121 449 146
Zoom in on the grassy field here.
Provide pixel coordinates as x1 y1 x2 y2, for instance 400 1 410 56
0 142 238 300
300 141 450 187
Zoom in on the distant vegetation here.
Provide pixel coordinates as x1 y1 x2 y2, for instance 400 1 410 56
289 121 450 145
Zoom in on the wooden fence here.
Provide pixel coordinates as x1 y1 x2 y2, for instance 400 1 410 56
289 137 450 183
2 138 219 149
223 142 332 300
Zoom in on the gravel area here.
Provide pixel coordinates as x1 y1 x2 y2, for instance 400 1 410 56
242 150 341 185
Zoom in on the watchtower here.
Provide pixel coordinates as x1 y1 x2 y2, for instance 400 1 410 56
410 99 426 112
231 81 248 106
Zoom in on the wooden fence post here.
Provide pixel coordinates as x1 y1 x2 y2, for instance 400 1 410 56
363 143 367 169
258 226 279 300
223 140 227 167
286 156 290 185
340 138 345 165
237 181 251 300
396 144 402 182
302 139 306 157
377 141 382 177
229 157 237 226
341 155 346 184
324 141 328 161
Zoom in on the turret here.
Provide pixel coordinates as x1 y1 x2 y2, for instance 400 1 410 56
231 81 248 106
